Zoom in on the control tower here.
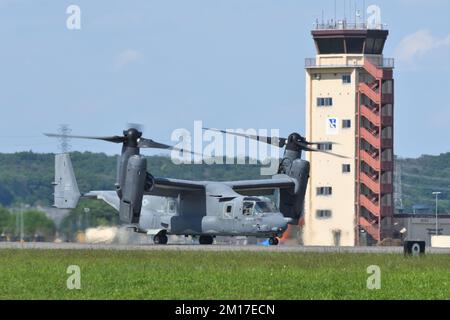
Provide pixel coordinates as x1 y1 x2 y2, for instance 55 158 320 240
304 21 394 246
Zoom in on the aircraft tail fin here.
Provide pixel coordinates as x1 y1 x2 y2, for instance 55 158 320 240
53 153 81 209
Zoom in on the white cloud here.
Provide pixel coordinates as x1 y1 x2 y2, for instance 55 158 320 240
113 49 144 71
395 29 450 64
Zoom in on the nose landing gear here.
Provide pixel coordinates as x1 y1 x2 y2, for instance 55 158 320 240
268 237 279 246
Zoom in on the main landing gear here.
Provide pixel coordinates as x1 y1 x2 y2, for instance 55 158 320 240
269 237 279 246
199 235 214 245
153 233 168 245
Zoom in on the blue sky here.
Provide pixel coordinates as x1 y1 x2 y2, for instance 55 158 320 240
0 0 449 158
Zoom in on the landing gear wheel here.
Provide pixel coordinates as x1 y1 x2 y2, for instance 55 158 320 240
269 237 279 246
159 234 168 245
199 235 214 245
154 234 168 245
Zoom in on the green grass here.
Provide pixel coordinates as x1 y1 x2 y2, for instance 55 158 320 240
0 249 449 300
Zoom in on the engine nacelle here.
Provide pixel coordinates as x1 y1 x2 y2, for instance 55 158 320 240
279 158 310 224
119 155 147 224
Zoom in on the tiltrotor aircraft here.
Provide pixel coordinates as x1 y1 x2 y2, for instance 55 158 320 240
46 127 342 245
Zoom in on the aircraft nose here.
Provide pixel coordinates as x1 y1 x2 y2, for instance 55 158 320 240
271 215 290 233
263 213 291 234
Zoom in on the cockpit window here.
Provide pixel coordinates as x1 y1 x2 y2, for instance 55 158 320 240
254 201 276 213
242 202 254 216
243 200 277 215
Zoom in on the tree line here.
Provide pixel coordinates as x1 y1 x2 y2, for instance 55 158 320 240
0 151 448 215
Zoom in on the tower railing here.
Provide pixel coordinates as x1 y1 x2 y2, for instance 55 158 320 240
366 57 395 69
313 22 387 31
305 57 394 69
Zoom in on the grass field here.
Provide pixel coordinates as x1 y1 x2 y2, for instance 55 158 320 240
0 249 449 299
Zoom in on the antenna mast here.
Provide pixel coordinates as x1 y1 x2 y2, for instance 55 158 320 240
334 0 337 24
363 0 366 26
344 0 346 21
350 0 353 24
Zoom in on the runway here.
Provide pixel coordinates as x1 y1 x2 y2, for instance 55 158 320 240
1 242 450 254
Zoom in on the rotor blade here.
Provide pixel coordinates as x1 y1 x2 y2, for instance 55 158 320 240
297 142 348 158
138 138 203 157
138 138 172 149
44 133 124 143
203 128 286 147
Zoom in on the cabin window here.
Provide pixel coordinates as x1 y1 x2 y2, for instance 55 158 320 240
224 204 233 219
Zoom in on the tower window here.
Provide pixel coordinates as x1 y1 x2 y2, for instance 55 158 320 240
317 97 333 107
342 119 352 128
316 210 332 219
342 164 351 173
316 187 332 196
317 143 333 151
342 74 351 84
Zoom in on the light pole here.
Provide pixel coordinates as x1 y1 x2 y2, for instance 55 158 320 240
20 206 24 242
432 192 442 237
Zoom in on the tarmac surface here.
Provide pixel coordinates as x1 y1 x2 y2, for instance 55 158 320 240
1 242 450 254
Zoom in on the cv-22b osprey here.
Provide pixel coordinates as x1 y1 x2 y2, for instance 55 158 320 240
46 127 343 245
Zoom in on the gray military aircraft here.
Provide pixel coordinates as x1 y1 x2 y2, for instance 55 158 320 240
46 127 342 245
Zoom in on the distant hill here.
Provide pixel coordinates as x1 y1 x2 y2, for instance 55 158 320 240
0 151 448 213
0 152 262 207
398 153 450 213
